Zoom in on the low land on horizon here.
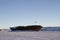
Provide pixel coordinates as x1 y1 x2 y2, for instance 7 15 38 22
0 26 60 31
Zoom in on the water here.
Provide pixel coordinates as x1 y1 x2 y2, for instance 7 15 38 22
0 31 60 40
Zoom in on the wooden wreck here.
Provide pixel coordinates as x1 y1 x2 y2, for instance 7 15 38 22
10 25 43 31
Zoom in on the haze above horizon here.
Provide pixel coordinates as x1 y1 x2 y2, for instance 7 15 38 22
0 0 60 29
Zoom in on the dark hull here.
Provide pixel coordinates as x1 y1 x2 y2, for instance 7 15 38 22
0 29 1 31
10 25 42 31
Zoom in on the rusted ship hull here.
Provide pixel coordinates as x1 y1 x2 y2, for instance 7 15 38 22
10 25 42 31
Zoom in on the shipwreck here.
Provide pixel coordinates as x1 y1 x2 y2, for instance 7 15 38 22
10 25 43 31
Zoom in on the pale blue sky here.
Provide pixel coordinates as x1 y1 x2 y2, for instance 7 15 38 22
0 0 60 29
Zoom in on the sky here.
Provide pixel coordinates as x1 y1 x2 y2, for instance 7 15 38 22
0 0 60 29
